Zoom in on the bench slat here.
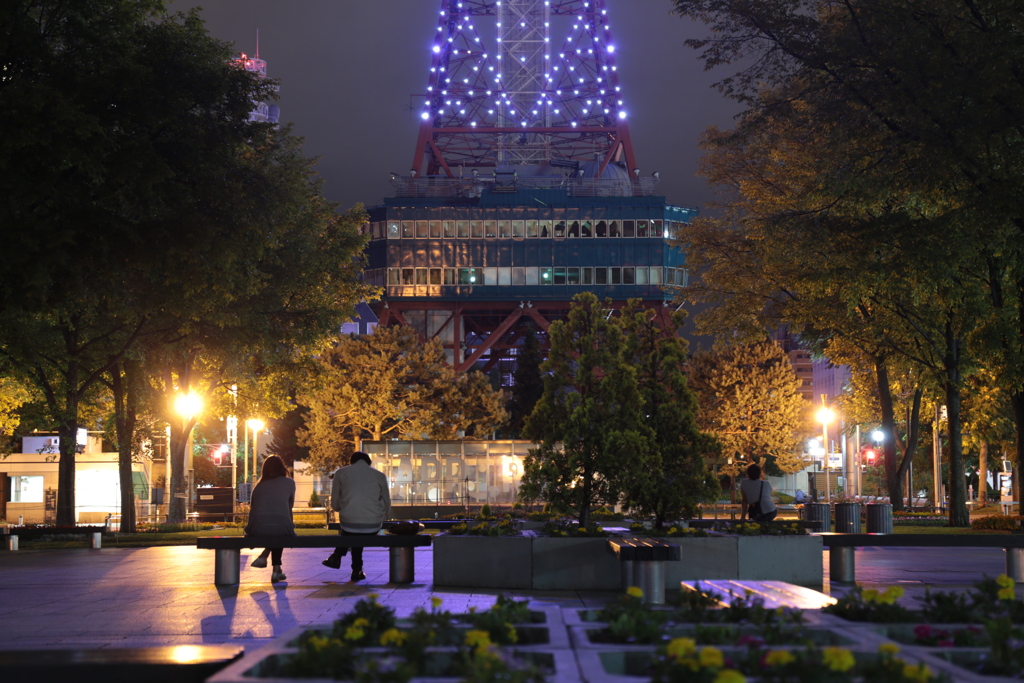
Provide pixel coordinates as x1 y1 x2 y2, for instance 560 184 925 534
197 535 431 550
682 580 837 610
607 538 681 562
818 533 1024 548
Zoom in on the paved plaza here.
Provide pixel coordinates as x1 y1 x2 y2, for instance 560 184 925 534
0 543 1011 653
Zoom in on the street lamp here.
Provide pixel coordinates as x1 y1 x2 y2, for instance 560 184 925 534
246 418 265 485
174 392 203 514
816 403 836 503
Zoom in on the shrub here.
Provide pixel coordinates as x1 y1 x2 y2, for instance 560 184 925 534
309 490 321 508
972 515 1023 531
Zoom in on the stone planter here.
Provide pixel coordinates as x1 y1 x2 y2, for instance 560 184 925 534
433 534 823 590
568 624 860 649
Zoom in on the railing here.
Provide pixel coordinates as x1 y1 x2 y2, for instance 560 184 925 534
390 175 660 198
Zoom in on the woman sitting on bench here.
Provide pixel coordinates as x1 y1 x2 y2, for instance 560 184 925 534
246 455 296 583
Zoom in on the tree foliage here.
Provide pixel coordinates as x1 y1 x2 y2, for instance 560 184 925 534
297 326 508 476
507 326 545 437
687 340 808 479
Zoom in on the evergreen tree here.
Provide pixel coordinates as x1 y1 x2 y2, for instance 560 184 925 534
507 326 545 436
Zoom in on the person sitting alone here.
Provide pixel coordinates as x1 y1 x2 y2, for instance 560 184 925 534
740 463 778 522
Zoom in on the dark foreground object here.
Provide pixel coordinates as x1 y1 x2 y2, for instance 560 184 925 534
0 644 243 683
607 538 681 605
197 534 432 585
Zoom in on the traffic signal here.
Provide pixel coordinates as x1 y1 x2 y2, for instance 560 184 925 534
862 448 877 466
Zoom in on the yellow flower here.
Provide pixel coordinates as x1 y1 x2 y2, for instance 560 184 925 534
468 606 477 613
367 593 380 601
713 670 746 683
822 647 855 672
626 586 644 599
353 618 369 628
666 638 697 660
998 586 1016 600
861 589 880 603
430 596 444 609
380 628 407 647
308 635 331 652
879 643 901 656
699 647 725 668
996 574 1015 589
902 663 933 683
878 586 905 605
344 625 365 642
465 630 492 649
763 650 795 667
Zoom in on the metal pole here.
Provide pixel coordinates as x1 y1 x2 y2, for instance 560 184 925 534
823 420 831 503
933 403 942 510
243 426 249 488
855 426 862 497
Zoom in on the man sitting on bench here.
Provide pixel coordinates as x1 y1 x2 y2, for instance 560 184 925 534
322 452 391 582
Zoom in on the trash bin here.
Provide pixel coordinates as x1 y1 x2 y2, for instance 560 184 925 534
834 503 862 533
802 502 831 533
866 504 893 533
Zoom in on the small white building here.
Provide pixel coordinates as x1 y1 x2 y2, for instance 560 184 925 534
0 431 154 524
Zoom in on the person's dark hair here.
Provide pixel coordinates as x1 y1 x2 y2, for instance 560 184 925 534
746 463 762 480
351 451 371 465
260 455 289 480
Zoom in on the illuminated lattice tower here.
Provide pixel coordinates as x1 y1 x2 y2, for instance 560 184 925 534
364 0 694 381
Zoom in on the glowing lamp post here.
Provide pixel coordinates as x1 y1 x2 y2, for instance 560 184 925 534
174 392 203 515
246 418 265 485
817 404 836 503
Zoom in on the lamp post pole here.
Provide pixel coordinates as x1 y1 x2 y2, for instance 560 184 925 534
247 419 265 486
817 398 835 504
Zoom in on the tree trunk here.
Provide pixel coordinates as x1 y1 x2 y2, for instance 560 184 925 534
580 463 592 528
111 363 138 533
1013 392 1024 513
978 441 988 504
875 359 905 511
56 416 78 527
167 418 190 523
944 329 970 527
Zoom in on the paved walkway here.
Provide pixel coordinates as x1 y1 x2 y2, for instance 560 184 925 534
0 544 1011 652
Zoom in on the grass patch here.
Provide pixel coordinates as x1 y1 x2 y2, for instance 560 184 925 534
893 525 1008 535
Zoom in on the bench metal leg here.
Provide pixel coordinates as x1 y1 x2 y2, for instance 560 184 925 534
214 549 241 586
389 547 415 583
621 562 634 591
1007 548 1024 584
636 561 665 605
830 547 856 583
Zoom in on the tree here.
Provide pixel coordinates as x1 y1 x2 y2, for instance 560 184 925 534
672 0 1024 527
0 377 33 449
297 326 508 476
520 293 652 527
507 327 545 436
686 340 808 486
619 303 720 527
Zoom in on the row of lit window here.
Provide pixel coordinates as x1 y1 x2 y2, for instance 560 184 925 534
365 266 689 287
367 219 682 240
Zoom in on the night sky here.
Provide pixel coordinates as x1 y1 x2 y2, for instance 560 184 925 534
172 0 743 216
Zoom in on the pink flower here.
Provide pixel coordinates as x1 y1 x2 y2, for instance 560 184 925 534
913 624 932 640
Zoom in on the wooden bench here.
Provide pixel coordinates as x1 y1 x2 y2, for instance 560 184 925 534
681 580 837 609
819 533 1024 584
196 534 432 586
607 538 681 605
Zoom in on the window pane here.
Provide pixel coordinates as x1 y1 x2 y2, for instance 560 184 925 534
610 267 621 285
388 268 401 285
429 268 443 285
512 220 525 238
567 267 580 285
636 220 649 238
553 221 566 238
526 220 539 238
457 221 470 238
471 220 484 238
652 220 663 238
444 221 456 238
416 221 429 238
539 221 551 238
553 267 566 285
416 268 428 285
622 220 635 238
498 267 512 285
388 222 401 238
12 475 43 503
498 220 511 238
402 268 415 285
582 267 593 285
636 267 649 285
525 267 539 285
650 267 662 284
595 220 607 237
581 221 592 238
402 221 414 238
484 267 498 285
595 268 607 285
444 268 458 285
541 267 553 284
513 267 526 285
622 267 635 284
430 221 442 238
567 221 580 238
609 221 621 237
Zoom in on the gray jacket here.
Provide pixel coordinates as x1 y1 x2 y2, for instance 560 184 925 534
331 460 391 533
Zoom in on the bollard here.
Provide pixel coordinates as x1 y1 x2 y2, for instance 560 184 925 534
866 504 893 534
389 547 416 584
637 561 666 605
834 503 862 533
6 535 17 551
1007 548 1024 584
90 532 103 549
802 502 831 533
